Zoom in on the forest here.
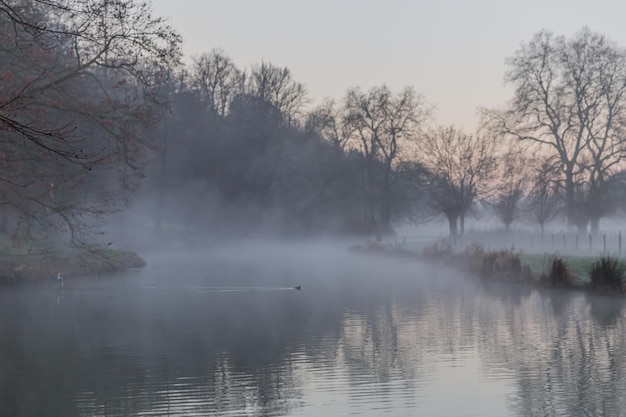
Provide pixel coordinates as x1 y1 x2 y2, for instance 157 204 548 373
2 0 626 247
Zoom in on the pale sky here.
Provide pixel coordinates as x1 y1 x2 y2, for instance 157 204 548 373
150 0 626 131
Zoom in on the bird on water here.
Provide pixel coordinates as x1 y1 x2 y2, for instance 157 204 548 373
294 285 302 291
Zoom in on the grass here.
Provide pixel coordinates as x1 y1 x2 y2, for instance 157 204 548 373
354 236 626 296
422 239 454 258
538 255 575 287
0 247 146 284
522 253 597 281
0 232 146 284
480 248 533 282
589 255 626 294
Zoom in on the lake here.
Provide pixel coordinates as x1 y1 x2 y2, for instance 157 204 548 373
1 241 625 416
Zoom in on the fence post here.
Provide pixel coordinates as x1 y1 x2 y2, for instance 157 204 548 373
620 233 622 255
589 234 592 253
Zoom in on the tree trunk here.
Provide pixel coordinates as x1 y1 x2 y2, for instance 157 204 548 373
459 213 466 236
565 167 576 227
379 179 392 229
576 219 588 236
590 217 600 236
446 213 458 238
155 113 168 234
0 206 7 234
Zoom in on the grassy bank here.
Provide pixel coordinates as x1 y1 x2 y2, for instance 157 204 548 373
0 245 146 284
351 239 626 295
522 254 596 281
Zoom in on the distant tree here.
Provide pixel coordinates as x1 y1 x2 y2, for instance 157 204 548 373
527 156 561 235
387 160 429 225
418 126 498 238
343 85 431 231
305 99 349 153
190 49 245 119
482 28 626 234
247 62 308 127
146 59 432 237
490 151 528 232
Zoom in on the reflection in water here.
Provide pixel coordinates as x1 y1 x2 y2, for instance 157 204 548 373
1 244 626 416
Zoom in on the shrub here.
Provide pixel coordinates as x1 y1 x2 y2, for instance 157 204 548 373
481 248 524 281
539 255 573 287
464 242 486 273
422 239 453 258
589 255 626 294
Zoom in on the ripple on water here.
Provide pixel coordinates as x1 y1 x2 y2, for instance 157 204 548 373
3 254 626 416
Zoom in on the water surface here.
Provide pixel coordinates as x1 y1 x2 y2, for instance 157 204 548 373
1 242 625 416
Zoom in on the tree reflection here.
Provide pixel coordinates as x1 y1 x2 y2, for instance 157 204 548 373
476 287 626 417
0 281 337 416
588 295 624 328
3 259 626 416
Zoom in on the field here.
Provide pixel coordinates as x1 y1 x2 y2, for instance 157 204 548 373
521 253 601 281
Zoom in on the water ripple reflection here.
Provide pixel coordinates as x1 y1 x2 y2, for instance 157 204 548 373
1 247 626 416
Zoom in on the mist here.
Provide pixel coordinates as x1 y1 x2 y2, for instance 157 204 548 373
4 2 626 416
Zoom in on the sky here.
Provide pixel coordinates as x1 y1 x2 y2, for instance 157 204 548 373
150 0 626 131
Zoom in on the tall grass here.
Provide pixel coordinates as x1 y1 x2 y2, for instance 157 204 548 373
589 256 626 294
422 239 453 258
480 248 529 281
539 255 573 287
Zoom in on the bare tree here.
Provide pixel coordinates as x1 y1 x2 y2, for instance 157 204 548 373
482 28 626 234
490 151 528 232
247 61 308 126
190 49 245 119
418 126 498 238
343 85 431 231
0 0 181 244
305 99 349 153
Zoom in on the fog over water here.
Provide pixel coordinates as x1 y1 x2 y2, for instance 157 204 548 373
2 240 626 416
5 2 626 416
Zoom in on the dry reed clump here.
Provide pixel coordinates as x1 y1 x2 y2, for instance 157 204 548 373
539 255 574 287
464 242 486 273
422 239 453 259
589 255 626 295
480 248 529 281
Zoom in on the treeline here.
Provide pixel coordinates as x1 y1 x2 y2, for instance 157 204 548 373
145 50 433 237
2 1 626 245
146 28 626 239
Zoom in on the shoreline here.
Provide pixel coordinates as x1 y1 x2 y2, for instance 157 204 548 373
350 241 626 296
0 248 146 285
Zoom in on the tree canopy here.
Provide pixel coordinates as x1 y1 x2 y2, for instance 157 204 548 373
0 0 181 245
483 28 626 234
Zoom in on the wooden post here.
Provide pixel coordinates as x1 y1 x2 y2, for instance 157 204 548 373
619 233 622 255
589 234 592 253
603 233 607 253
576 235 579 252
